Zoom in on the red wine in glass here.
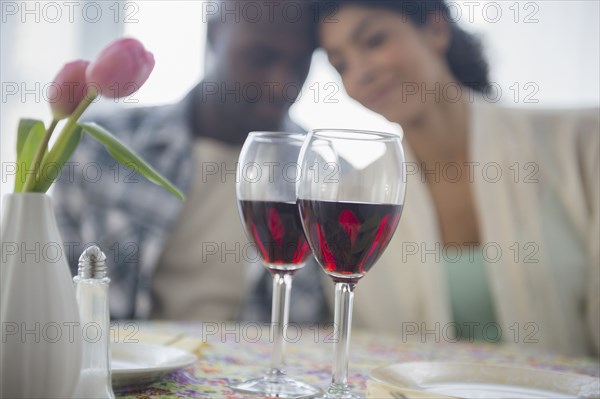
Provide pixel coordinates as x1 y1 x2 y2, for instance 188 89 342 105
239 200 311 271
298 200 403 283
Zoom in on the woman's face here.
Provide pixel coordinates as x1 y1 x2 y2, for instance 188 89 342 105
319 6 451 126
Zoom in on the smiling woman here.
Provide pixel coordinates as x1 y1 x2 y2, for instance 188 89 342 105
317 0 489 126
290 1 600 131
313 0 600 357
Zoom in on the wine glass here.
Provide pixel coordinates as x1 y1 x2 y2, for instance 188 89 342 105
296 129 406 399
233 131 322 398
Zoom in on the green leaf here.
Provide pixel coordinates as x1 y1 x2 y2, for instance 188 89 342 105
34 126 84 193
79 122 185 201
16 119 43 156
15 119 46 192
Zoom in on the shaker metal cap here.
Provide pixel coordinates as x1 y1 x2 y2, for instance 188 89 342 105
78 245 107 279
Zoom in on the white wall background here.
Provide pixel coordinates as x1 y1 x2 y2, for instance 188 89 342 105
2 0 599 200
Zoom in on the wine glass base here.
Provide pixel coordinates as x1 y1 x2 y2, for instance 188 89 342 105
319 392 364 399
230 375 322 398
317 384 364 399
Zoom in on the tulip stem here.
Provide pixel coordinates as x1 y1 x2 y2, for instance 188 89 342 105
22 118 59 192
53 92 97 152
23 92 97 192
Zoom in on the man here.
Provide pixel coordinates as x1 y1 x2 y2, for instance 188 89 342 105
54 0 327 323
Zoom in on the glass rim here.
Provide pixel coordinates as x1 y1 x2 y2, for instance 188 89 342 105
309 128 401 141
247 131 306 141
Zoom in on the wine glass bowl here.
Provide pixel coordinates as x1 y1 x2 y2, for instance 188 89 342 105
238 200 311 272
297 200 403 283
297 129 406 399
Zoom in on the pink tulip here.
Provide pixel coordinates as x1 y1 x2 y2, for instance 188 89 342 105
86 38 155 98
48 60 90 119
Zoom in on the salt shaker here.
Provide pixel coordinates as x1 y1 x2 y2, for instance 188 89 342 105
73 246 116 399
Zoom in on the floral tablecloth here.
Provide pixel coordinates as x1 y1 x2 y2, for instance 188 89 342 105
116 322 599 398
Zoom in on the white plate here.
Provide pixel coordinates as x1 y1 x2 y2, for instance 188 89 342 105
369 362 600 398
111 342 197 390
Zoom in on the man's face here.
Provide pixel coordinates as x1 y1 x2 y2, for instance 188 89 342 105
209 5 315 131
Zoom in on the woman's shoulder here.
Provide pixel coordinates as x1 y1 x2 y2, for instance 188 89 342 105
472 99 599 142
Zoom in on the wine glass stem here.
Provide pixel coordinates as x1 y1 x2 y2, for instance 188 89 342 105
330 282 356 392
269 271 293 376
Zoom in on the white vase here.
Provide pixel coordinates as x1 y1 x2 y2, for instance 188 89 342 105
1 193 82 398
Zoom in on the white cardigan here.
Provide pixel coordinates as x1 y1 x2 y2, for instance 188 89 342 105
349 100 599 357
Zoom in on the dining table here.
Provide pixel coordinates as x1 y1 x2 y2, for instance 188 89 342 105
114 321 600 398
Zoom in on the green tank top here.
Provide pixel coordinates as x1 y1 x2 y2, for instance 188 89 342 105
444 247 499 343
